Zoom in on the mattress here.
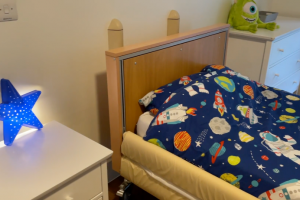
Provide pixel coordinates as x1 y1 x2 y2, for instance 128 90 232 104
121 131 258 200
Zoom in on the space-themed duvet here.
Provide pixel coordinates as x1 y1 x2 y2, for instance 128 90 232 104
143 65 300 200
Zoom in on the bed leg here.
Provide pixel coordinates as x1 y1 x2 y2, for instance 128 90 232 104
116 179 133 199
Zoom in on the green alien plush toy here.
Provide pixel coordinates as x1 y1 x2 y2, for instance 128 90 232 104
228 0 280 33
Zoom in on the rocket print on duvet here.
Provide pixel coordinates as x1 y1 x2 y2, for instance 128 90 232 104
152 103 197 126
139 89 163 107
179 76 192 85
213 90 227 116
237 105 261 125
259 179 300 200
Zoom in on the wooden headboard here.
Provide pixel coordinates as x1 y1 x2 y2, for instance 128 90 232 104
106 23 230 172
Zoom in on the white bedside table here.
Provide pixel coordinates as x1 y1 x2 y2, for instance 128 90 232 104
0 121 113 200
226 16 300 93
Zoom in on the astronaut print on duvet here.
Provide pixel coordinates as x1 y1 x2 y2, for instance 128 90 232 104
143 65 300 200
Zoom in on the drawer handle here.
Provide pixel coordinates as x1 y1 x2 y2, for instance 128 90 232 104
297 60 300 63
278 49 284 52
274 74 280 77
293 81 298 84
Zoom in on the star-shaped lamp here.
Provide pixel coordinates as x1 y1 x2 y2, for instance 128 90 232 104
0 79 43 146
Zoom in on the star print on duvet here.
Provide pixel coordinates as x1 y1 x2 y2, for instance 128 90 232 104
143 65 300 200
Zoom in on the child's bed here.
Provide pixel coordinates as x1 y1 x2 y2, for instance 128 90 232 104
106 24 300 200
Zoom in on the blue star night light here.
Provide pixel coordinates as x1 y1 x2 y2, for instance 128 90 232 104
0 79 43 146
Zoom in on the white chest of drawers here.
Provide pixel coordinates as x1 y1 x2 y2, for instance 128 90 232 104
0 121 113 200
226 16 300 93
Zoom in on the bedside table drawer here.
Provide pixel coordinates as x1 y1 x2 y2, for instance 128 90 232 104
265 50 300 86
44 165 103 200
273 70 300 93
269 31 300 65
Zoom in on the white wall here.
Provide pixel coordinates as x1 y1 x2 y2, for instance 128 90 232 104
255 0 272 11
0 0 232 180
270 0 300 18
256 0 300 18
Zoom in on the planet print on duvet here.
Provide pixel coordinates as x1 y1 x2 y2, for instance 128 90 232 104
214 76 236 92
220 173 243 188
209 141 226 164
286 95 300 101
243 85 254 99
209 117 231 135
148 138 166 150
174 131 191 152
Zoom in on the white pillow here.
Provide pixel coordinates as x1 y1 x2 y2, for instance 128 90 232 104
136 112 154 137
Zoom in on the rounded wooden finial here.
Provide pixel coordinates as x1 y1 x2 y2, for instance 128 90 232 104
108 19 123 49
168 10 180 20
167 10 180 36
108 19 123 31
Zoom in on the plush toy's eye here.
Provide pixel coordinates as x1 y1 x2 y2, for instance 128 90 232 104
243 2 257 15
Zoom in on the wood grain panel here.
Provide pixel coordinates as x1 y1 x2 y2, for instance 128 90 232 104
123 32 227 133
124 44 184 133
224 30 230 65
106 24 229 57
106 56 123 172
181 32 226 75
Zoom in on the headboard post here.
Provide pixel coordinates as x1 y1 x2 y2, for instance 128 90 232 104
106 55 123 172
106 23 230 172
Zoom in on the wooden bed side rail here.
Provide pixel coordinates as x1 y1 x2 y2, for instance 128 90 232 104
106 23 230 172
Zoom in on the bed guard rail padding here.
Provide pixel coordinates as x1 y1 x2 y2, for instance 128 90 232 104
121 131 259 200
